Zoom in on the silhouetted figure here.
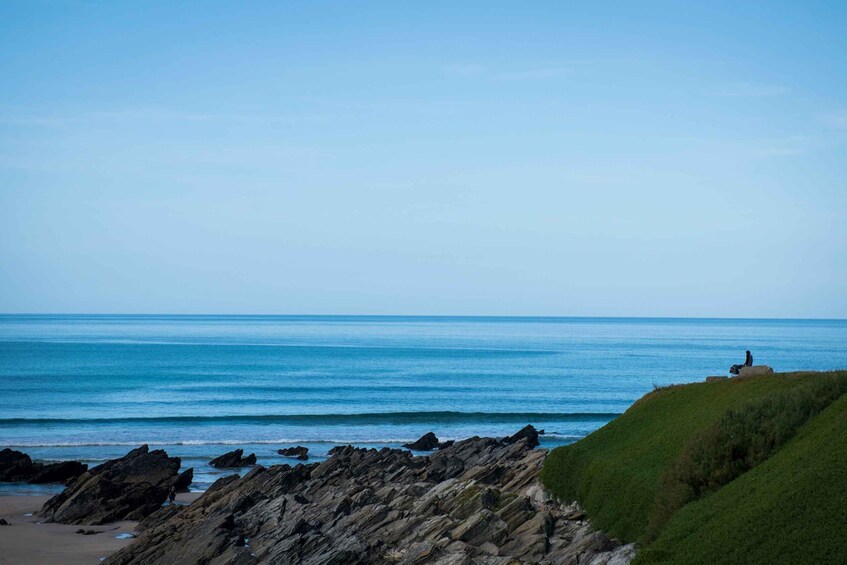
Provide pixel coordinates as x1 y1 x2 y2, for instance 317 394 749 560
168 486 176 505
730 350 754 375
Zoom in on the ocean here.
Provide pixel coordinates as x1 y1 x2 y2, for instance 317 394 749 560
1 315 845 494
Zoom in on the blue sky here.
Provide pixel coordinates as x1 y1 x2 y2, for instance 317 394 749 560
1 1 845 317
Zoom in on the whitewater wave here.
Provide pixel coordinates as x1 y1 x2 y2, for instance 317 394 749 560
7 433 583 449
0 411 620 426
7 439 414 448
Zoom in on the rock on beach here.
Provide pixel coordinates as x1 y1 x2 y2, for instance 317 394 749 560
106 425 635 564
277 446 309 460
403 431 441 450
0 448 88 485
40 445 188 525
209 449 257 468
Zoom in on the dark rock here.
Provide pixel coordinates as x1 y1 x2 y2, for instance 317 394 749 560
425 453 465 482
40 444 183 525
0 518 9 526
502 425 540 448
403 431 440 450
278 446 309 460
173 468 193 492
137 504 184 532
76 528 102 535
106 427 634 565
0 449 88 485
209 449 256 468
0 448 38 482
29 461 88 484
438 440 455 449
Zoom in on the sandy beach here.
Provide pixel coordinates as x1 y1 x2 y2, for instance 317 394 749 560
0 493 201 565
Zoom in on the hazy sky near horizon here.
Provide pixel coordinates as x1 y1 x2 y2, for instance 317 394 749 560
1 1 846 317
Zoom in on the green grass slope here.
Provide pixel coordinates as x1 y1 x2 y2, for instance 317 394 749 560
539 371 841 543
636 390 847 564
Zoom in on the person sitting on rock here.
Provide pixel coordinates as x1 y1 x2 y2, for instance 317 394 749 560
730 350 754 375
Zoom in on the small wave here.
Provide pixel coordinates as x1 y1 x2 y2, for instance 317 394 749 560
7 434 587 449
0 411 620 426
0 339 558 355
174 438 426 446
8 437 462 448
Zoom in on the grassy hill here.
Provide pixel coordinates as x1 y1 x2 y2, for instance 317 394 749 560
540 370 847 562
635 390 847 563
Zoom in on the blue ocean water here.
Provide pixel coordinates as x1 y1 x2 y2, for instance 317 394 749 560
1 315 846 494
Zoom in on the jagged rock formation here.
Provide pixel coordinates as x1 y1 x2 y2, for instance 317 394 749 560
174 468 194 492
0 448 40 482
0 448 87 484
278 446 309 460
503 425 540 448
210 448 257 468
403 432 454 451
40 445 187 525
108 429 635 564
29 460 88 484
403 432 441 451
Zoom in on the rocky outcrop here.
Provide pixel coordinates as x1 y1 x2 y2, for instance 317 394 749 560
403 432 454 451
738 365 775 377
278 446 309 460
0 449 38 482
107 427 635 564
174 468 194 492
29 460 88 484
403 432 440 451
503 424 540 448
40 445 187 525
210 449 257 468
0 448 88 484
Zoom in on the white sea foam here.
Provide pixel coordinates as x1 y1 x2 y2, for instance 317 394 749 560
9 433 578 449
8 438 420 448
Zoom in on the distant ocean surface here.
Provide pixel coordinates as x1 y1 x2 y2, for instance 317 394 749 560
2 315 846 495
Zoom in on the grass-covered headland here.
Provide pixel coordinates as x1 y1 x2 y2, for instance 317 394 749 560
540 370 847 564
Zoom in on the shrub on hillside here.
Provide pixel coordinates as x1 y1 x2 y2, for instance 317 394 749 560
646 373 847 541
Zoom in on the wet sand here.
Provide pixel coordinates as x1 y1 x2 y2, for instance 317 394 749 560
0 493 202 565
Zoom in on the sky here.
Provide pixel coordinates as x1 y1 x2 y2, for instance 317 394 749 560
1 1 846 317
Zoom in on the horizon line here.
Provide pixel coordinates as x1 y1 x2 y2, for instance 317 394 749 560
1 313 846 322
